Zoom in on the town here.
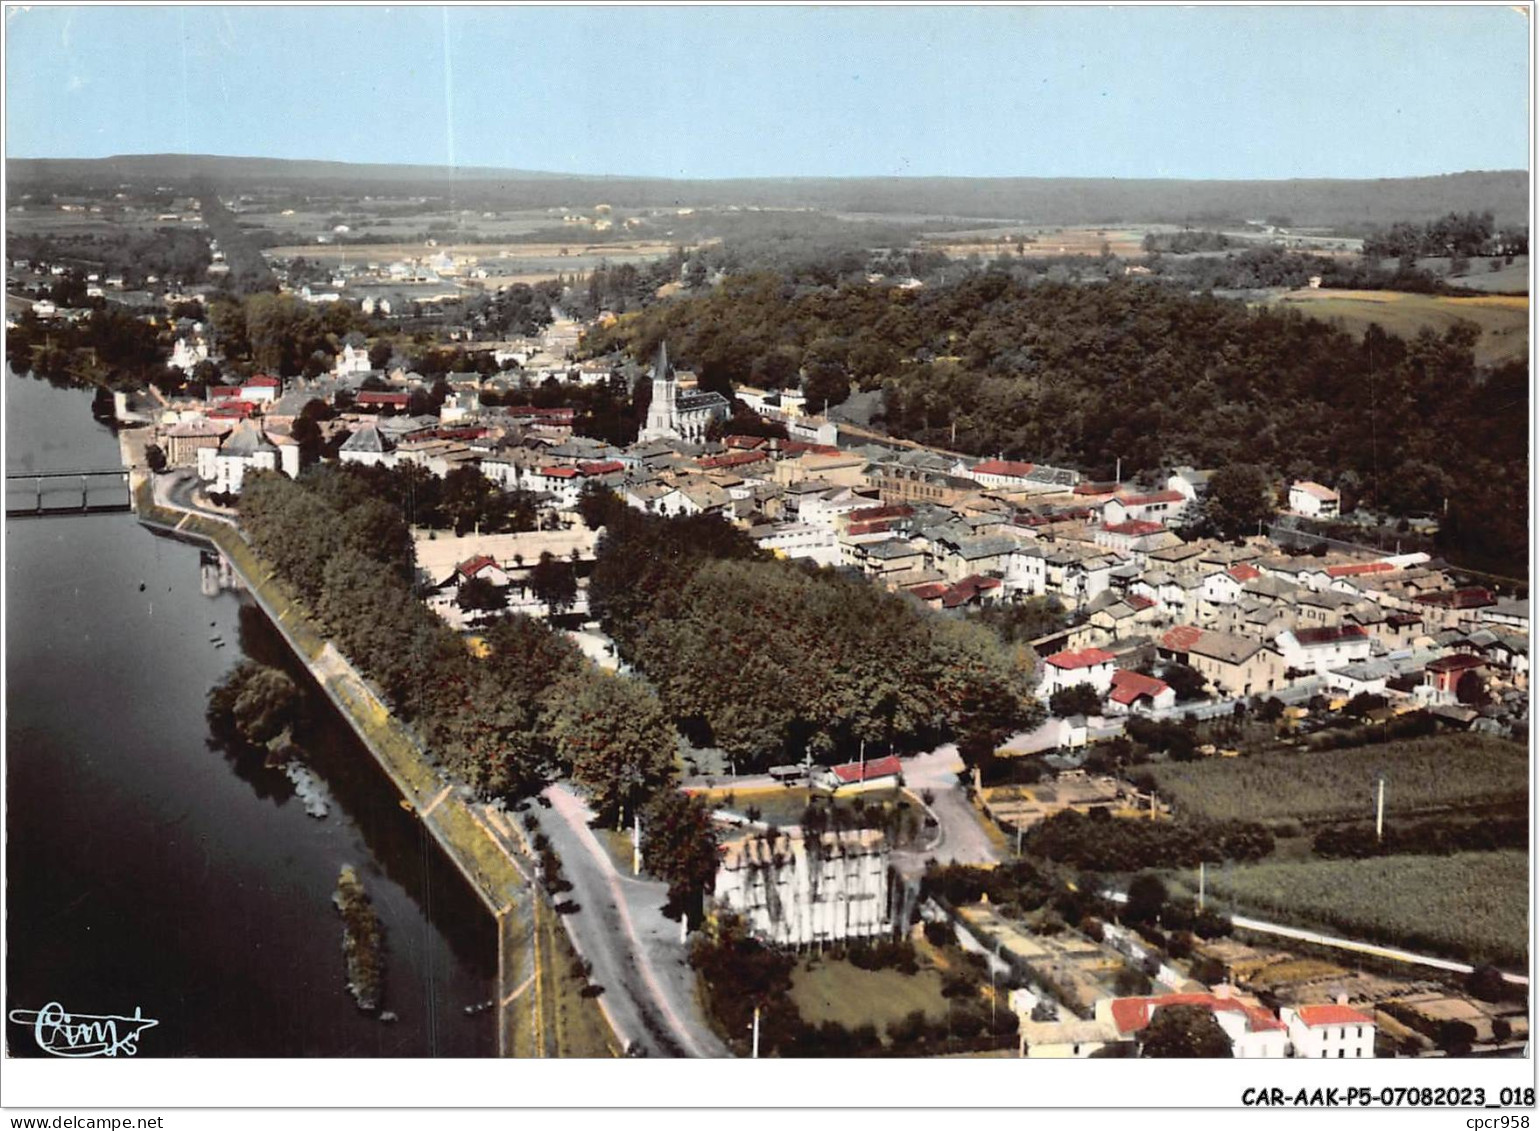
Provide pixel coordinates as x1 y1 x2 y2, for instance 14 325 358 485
7 178 1523 1061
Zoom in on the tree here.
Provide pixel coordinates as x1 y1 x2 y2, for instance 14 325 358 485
1466 963 1507 1003
206 660 302 749
1049 683 1102 718
1125 873 1168 926
144 443 168 473
577 482 623 531
1455 669 1490 707
457 576 508 620
529 551 578 615
547 673 679 827
1140 1005 1233 1058
640 788 720 926
1162 663 1207 703
1202 464 1275 540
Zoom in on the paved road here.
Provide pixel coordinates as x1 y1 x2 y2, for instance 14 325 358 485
893 745 1002 876
537 784 730 1058
1103 891 1528 985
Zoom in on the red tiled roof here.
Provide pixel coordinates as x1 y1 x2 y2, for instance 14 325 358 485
1227 563 1261 582
850 504 914 523
357 391 410 406
830 755 903 784
698 450 769 470
1125 594 1156 611
941 575 1003 609
971 458 1035 479
847 520 892 537
1293 625 1369 646
207 385 243 399
1293 481 1338 501
907 582 950 601
1109 670 1171 706
782 441 841 456
1161 625 1204 652
1326 562 1395 578
1416 587 1495 609
1046 647 1116 670
457 555 499 579
1109 994 1284 1037
1073 482 1120 496
1114 489 1185 507
245 374 281 388
208 401 259 418
577 460 625 476
1103 520 1164 536
723 435 768 450
1294 1004 1373 1028
539 466 580 479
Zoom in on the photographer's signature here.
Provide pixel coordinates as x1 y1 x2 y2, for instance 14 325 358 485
8 1002 158 1057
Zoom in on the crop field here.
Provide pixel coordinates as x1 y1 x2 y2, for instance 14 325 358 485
1146 735 1528 827
1265 288 1529 366
920 224 1148 259
1201 851 1528 969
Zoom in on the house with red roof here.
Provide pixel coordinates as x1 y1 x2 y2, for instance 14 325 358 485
1039 647 1116 699
1096 989 1289 1058
1424 652 1486 698
356 390 411 412
240 373 282 404
1105 670 1175 715
1094 519 1169 554
1103 489 1188 528
815 754 903 792
1281 1002 1376 1059
1201 562 1264 608
964 458 1036 490
1275 624 1372 676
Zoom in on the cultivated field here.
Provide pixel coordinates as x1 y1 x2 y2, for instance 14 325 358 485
1265 288 1529 366
1146 735 1529 827
920 224 1148 259
1201 851 1528 969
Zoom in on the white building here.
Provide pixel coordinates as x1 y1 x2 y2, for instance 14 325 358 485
1275 625 1373 676
1038 647 1116 698
1289 480 1341 518
196 422 299 495
1281 1003 1376 1059
713 828 892 949
637 342 730 444
169 335 210 373
338 424 398 468
755 522 841 567
333 341 373 377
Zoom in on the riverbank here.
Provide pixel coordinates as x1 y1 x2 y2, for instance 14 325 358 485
131 476 615 1057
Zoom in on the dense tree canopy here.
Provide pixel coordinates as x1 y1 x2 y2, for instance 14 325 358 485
587 272 1526 576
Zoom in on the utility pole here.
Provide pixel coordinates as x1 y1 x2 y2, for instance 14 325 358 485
1114 456 1121 485
1198 861 1206 911
1375 775 1386 842
751 1006 761 1059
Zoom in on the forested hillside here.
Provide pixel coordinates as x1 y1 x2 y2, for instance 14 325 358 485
586 273 1528 577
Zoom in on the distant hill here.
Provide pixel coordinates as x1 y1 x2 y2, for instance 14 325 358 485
6 154 1528 229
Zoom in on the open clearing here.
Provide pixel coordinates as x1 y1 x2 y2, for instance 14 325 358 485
1200 851 1528 969
788 957 948 1031
1146 734 1528 827
1265 288 1529 366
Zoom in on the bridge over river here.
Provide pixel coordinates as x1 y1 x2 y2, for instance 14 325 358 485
5 466 132 517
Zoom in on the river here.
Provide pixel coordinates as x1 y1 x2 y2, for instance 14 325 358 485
4 368 495 1056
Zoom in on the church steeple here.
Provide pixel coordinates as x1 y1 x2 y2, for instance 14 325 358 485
653 340 672 383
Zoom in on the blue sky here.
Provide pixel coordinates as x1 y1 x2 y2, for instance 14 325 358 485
4 5 1530 178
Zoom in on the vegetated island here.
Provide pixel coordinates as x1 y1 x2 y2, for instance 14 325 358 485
333 865 385 1012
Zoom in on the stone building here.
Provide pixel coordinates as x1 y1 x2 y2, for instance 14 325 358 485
637 342 729 444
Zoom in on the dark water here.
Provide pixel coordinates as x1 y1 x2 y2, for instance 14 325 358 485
5 370 495 1056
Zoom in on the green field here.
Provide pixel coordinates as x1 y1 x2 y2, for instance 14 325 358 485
1147 735 1528 827
1200 851 1528 969
1265 288 1528 366
788 958 949 1031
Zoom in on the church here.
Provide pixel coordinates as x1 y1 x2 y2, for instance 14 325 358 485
637 342 730 444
